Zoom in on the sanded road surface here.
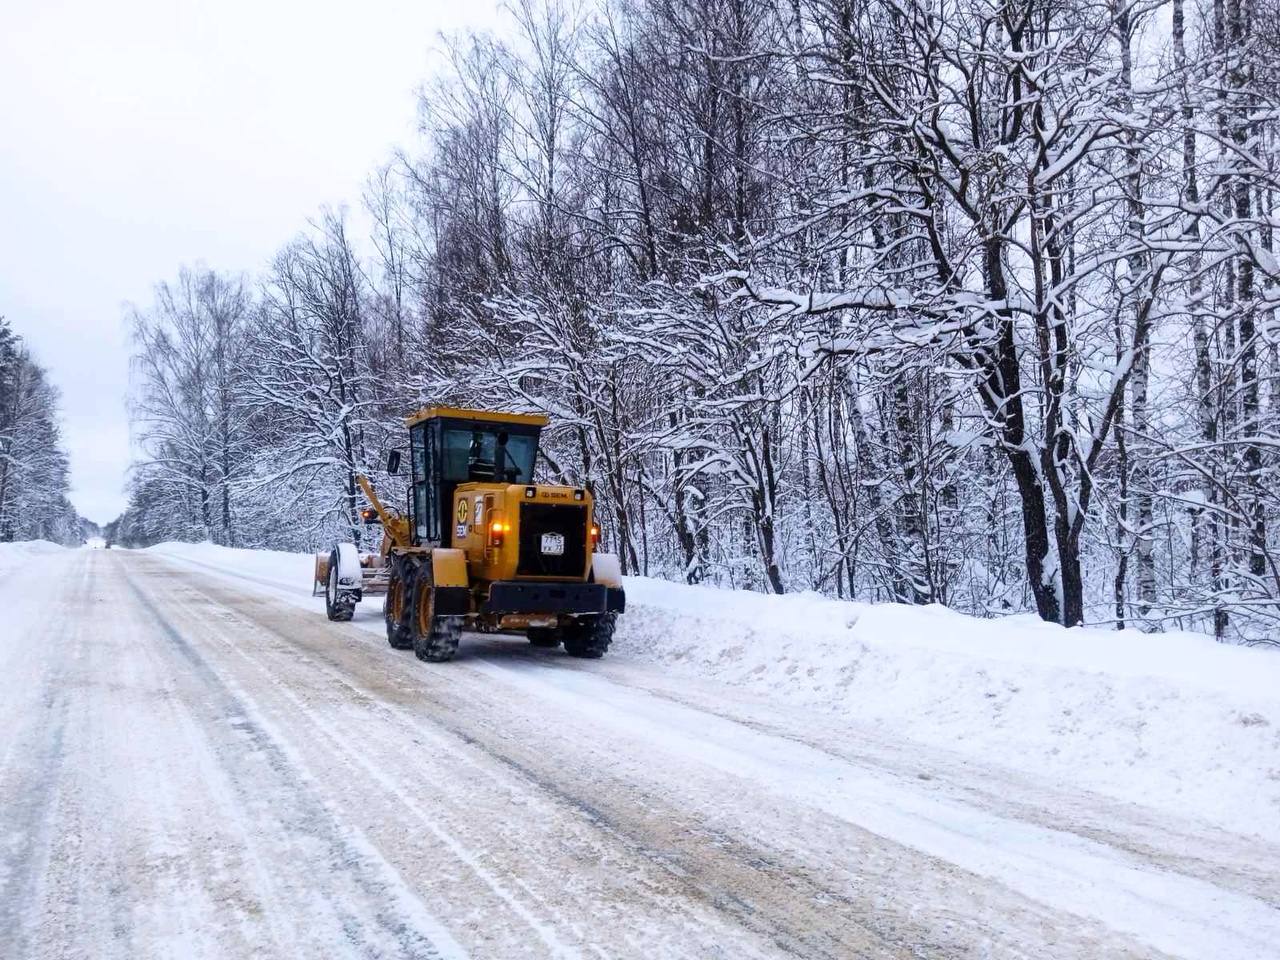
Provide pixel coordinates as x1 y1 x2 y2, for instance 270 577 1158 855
2 549 1278 958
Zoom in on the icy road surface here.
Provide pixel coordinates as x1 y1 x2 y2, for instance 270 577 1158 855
3 548 1278 959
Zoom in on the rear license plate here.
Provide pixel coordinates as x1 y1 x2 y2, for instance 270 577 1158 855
540 533 565 555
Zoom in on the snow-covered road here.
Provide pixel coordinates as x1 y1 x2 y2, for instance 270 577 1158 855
3 547 1278 959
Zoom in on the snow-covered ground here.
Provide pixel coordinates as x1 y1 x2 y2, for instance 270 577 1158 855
149 539 1280 845
4 540 1278 959
0 539 66 579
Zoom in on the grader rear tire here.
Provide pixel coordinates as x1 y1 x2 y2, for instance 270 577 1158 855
562 613 615 659
527 627 561 648
384 559 413 650
325 550 355 622
410 561 461 663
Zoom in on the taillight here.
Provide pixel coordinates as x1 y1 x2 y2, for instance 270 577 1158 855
590 523 601 547
490 517 510 547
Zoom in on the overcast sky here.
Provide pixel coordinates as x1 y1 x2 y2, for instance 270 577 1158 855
1 0 495 525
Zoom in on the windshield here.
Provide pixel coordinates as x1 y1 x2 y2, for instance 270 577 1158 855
441 426 537 484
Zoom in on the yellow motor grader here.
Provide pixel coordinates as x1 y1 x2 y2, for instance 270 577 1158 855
312 406 625 662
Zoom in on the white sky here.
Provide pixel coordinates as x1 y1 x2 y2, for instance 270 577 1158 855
0 0 496 525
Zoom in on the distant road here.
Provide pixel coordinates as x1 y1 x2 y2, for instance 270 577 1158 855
2 549 1277 959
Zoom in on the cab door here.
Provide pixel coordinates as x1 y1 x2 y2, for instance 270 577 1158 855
409 423 440 546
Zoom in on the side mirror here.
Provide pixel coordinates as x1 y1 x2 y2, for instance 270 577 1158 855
386 449 402 475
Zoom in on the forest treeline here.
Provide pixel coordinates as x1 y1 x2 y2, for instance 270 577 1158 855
0 317 84 545
119 0 1280 640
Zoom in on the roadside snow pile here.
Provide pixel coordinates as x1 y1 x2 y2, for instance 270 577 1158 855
146 540 316 594
0 539 65 578
145 541 1280 841
618 578 1280 841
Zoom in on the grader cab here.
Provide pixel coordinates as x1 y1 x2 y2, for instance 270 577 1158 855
312 406 625 662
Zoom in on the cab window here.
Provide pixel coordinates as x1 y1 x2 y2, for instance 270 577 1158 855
409 423 438 544
441 426 536 484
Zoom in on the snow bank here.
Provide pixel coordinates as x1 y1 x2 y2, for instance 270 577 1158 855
618 577 1280 841
145 541 1280 841
145 540 316 594
0 539 65 579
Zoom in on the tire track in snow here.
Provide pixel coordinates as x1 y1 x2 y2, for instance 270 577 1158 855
121 565 467 960
148 557 1181 960
143 560 911 959
469 641 1280 908
0 553 90 959
146 569 810 959
0 661 72 958
464 646 1280 960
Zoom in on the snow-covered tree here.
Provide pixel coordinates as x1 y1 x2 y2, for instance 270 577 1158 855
0 317 82 544
119 0 1280 642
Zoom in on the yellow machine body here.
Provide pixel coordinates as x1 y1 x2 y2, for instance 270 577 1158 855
316 405 624 661
449 482 595 584
405 405 549 431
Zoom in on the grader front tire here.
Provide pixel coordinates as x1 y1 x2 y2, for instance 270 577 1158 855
324 550 355 622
